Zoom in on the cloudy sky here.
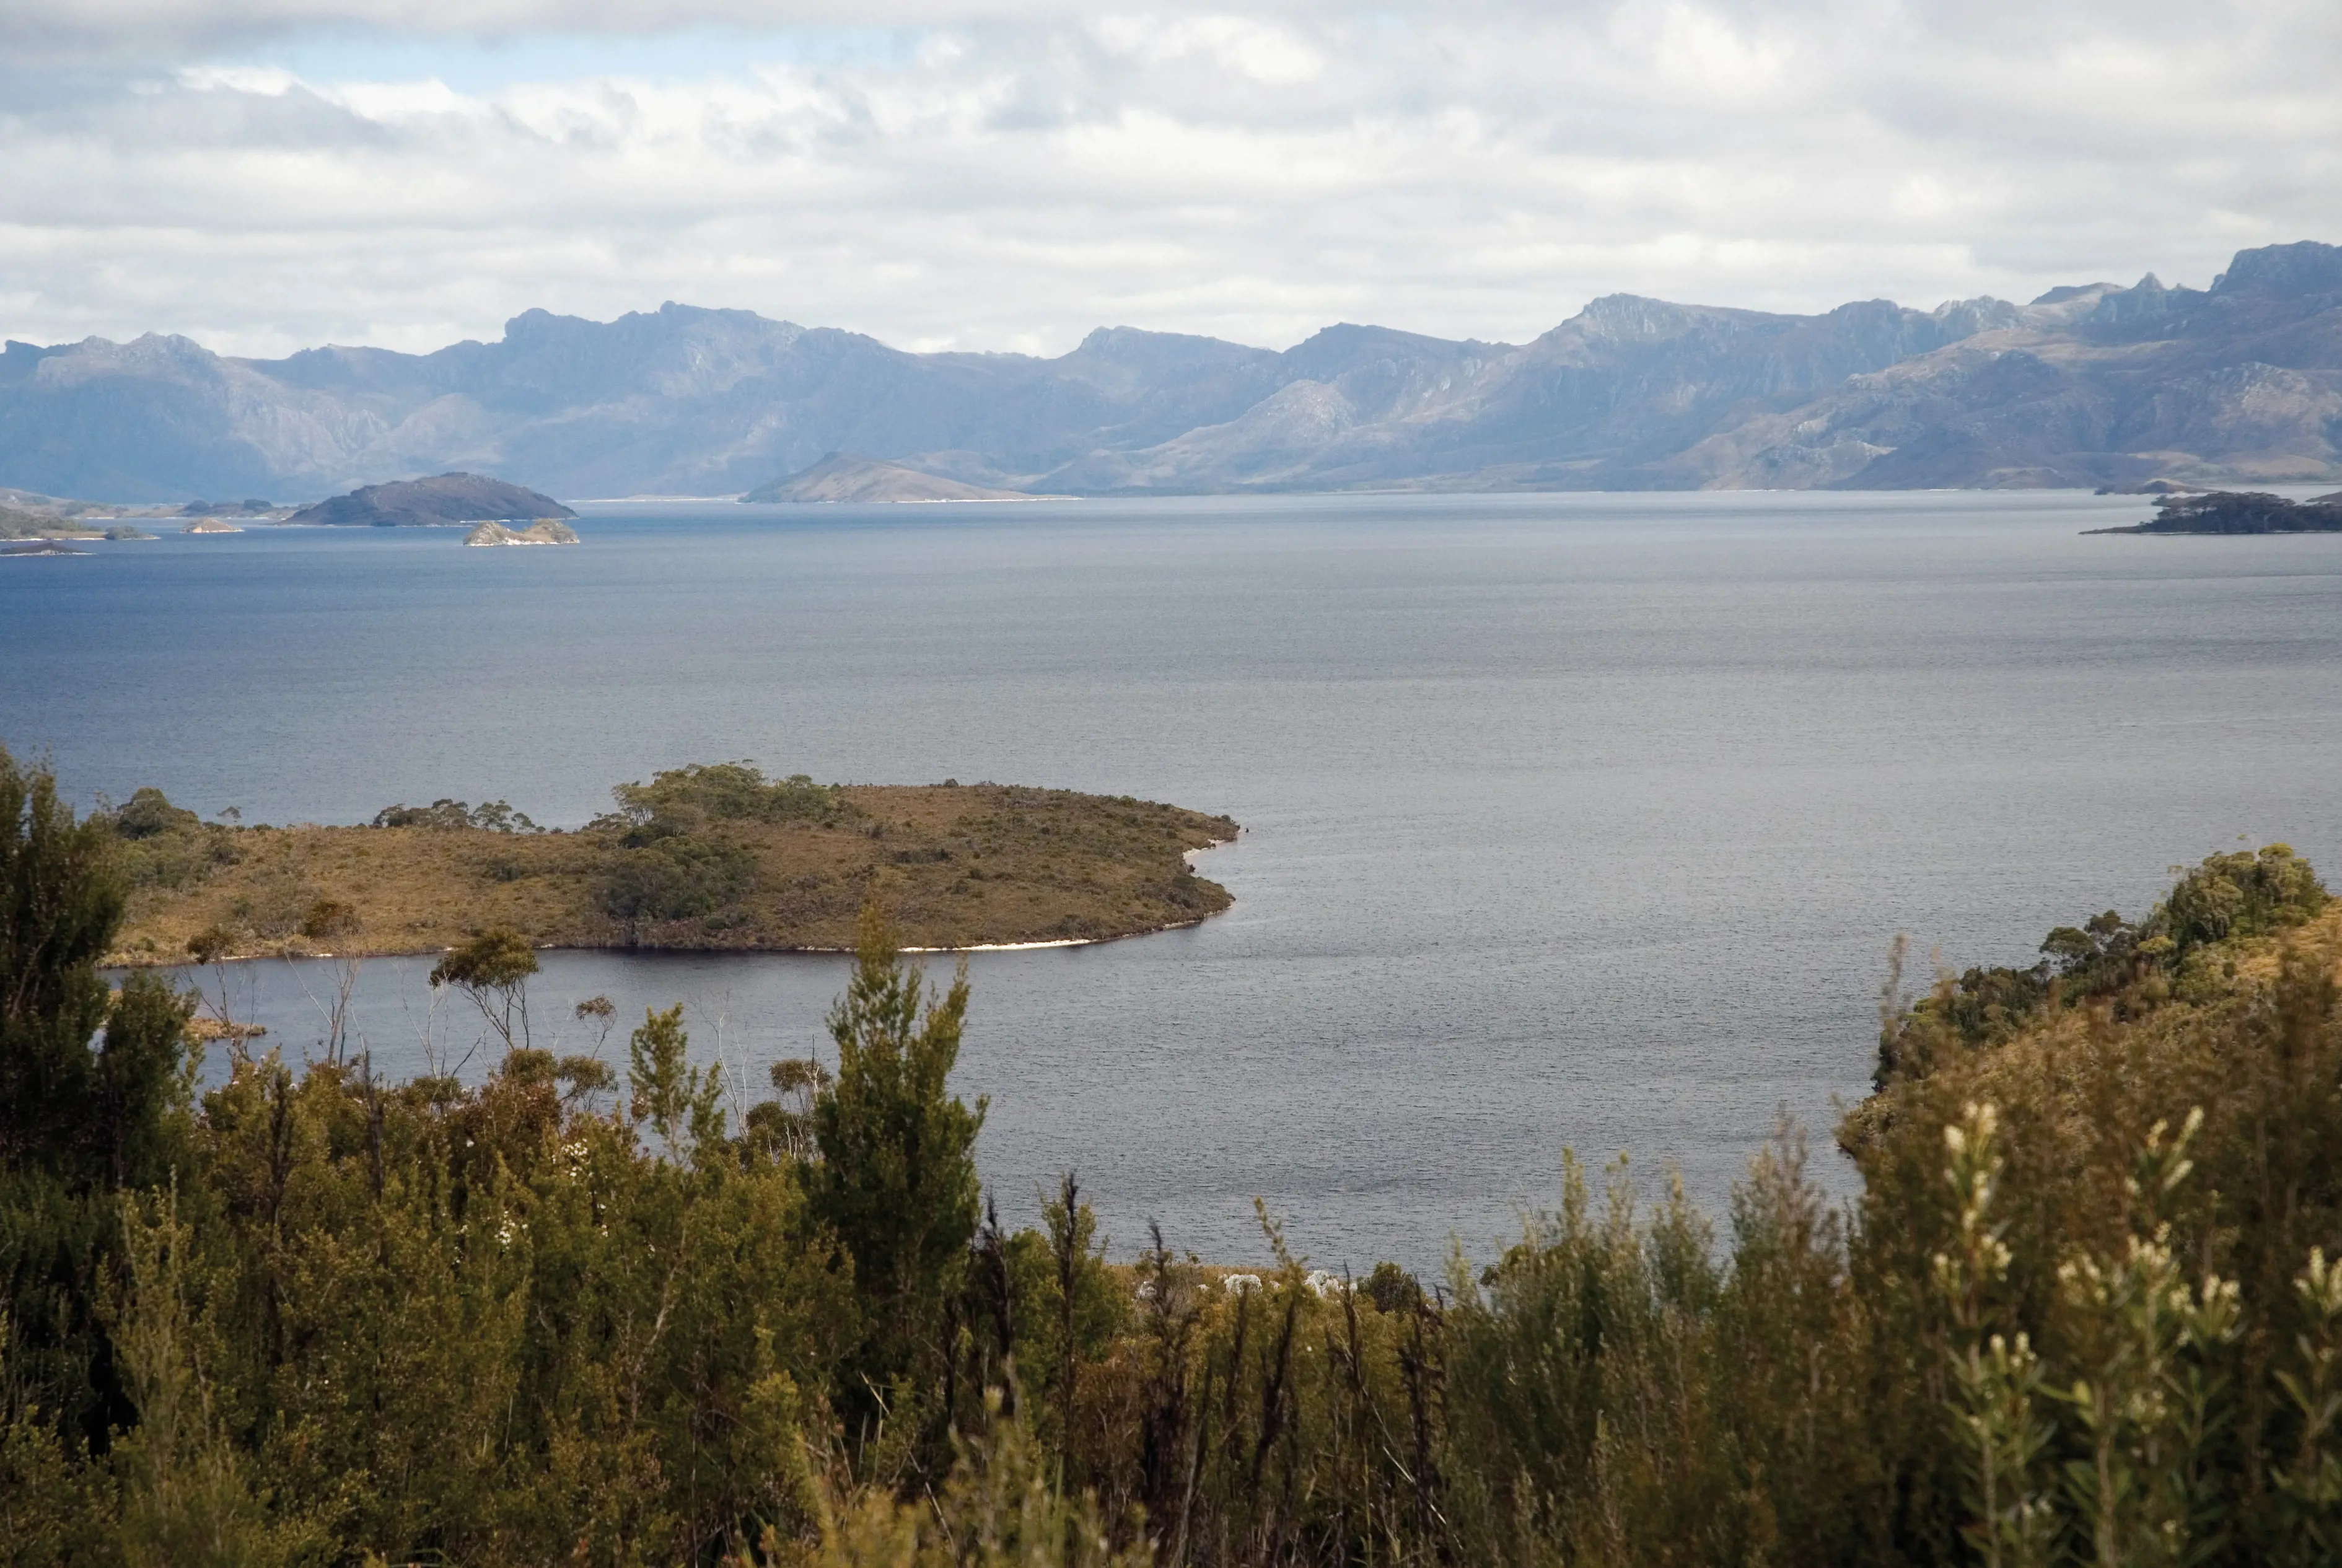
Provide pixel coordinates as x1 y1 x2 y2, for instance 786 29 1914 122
1 0 2336 358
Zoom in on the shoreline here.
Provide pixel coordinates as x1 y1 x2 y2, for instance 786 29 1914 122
110 912 1222 969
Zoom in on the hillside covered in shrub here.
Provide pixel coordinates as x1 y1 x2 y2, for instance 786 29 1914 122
11 741 2342 1566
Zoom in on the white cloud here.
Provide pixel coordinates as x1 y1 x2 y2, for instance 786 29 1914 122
0 0 2336 357
175 63 300 93
1602 0 1791 107
1089 15 1324 86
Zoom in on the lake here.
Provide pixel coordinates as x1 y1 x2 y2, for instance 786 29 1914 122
6 489 2340 1272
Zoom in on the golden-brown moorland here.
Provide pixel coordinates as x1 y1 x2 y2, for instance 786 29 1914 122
108 779 1238 964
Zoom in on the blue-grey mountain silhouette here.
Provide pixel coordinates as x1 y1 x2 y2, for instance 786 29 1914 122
288 473 574 527
4 242 2338 501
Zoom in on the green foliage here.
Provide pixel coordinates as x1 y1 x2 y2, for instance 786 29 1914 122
297 898 358 941
18 1035 853 1564
23 790 2342 1567
0 748 200 1463
600 834 757 929
429 926 539 992
94 975 200 1189
587 763 854 939
812 904 985 1455
107 1182 317 1567
626 1002 726 1154
1361 1260 1423 1316
2137 491 2342 535
793 1386 1150 1568
1881 844 2327 1077
2274 1249 2342 1555
371 797 540 831
92 786 240 908
1935 1103 2057 1568
429 926 540 1053
0 1311 110 1567
605 761 857 838
1436 1147 1874 1564
1 744 131 1175
112 788 201 841
2162 843 2326 953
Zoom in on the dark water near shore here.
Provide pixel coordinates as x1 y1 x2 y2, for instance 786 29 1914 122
7 491 2342 1271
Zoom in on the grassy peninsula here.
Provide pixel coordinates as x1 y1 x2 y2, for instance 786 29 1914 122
106 763 1237 963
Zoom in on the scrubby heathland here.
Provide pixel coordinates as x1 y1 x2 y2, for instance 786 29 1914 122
11 742 2342 1565
105 764 1238 963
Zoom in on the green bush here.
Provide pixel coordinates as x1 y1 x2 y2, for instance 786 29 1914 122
371 797 541 831
603 761 859 838
599 835 757 928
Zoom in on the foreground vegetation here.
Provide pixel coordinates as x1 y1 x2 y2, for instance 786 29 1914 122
105 763 1238 962
13 742 2342 1565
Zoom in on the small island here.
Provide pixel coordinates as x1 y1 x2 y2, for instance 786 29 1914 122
2088 489 2342 534
465 519 581 546
2 503 126 543
291 472 576 528
104 763 1238 964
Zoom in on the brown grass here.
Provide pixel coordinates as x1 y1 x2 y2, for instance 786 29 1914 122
108 783 1239 964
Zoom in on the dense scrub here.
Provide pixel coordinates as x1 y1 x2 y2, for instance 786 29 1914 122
15 742 2342 1564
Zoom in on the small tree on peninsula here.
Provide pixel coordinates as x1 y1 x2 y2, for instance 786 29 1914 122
810 902 985 1457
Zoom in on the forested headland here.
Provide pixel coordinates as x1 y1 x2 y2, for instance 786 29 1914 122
12 741 2342 1566
2087 489 2342 534
104 764 1238 963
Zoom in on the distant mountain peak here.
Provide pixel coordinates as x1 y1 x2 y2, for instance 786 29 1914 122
1068 325 1265 367
2212 240 2342 299
2029 283 2120 306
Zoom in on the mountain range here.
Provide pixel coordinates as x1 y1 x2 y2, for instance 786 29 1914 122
3 240 2338 502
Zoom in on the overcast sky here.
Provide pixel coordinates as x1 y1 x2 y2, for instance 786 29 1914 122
1 0 2336 358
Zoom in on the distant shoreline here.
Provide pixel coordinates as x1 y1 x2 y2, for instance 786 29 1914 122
571 494 1077 505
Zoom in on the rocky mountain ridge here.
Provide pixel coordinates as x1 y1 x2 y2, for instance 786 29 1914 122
4 242 2337 500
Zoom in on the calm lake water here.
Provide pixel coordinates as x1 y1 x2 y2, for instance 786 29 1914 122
6 490 2340 1271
